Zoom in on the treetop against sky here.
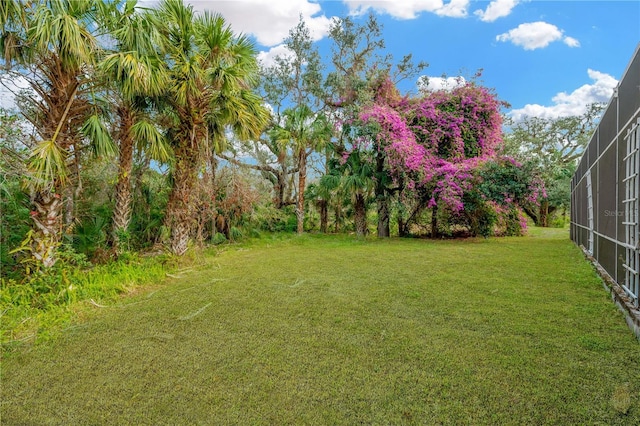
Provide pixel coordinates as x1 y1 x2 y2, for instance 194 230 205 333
134 0 638 121
3 1 637 122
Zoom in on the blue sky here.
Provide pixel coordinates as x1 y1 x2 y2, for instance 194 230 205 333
1 1 637 121
174 0 639 120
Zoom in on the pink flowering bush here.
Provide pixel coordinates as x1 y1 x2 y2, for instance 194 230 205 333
404 84 503 160
356 77 541 237
360 81 505 210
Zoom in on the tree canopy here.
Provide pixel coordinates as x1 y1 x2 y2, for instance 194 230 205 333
0 0 564 275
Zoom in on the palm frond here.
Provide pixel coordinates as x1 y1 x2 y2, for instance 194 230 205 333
101 51 167 98
320 173 341 191
195 11 232 58
29 0 97 70
0 30 25 66
131 119 172 163
27 138 68 189
82 114 116 157
0 0 24 29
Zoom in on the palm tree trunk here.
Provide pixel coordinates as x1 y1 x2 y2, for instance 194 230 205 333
319 200 328 233
334 201 342 233
377 196 390 238
431 202 439 238
112 108 135 252
165 149 197 256
354 192 367 236
375 151 389 238
296 150 306 234
30 189 64 268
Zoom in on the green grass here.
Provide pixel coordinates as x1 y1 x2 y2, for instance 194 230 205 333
1 252 175 346
2 229 639 424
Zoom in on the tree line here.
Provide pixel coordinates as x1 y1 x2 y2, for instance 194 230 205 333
1 0 601 277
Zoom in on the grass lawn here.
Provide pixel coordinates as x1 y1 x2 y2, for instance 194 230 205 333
1 229 639 424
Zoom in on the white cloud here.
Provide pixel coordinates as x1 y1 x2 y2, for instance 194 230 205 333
257 44 294 68
193 0 333 46
496 21 579 50
417 75 467 92
0 74 31 110
344 0 469 20
509 69 617 120
434 0 469 18
474 0 519 23
140 0 333 47
563 36 580 48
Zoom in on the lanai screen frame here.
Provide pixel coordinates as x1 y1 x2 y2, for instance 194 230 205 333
570 43 640 307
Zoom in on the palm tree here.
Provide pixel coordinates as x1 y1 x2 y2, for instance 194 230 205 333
337 150 374 236
98 0 170 253
151 0 269 255
1 0 112 267
307 178 335 233
0 0 23 34
271 105 332 234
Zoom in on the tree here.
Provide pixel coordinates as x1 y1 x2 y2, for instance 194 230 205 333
218 132 297 209
151 0 269 255
404 82 504 235
98 0 170 253
271 105 332 234
306 179 332 233
1 0 113 268
324 14 427 238
465 158 543 237
0 108 30 275
503 103 603 226
360 80 510 237
255 16 327 232
331 150 374 236
260 16 323 111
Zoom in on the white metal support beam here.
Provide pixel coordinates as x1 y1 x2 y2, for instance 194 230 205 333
623 119 640 307
585 169 594 255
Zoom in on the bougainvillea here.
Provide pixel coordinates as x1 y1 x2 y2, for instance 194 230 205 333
359 104 431 179
357 77 541 237
360 80 505 212
405 84 503 160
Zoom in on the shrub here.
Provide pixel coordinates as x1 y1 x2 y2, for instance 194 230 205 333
230 227 243 241
250 205 297 232
1 248 172 347
211 232 227 245
0 179 31 279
